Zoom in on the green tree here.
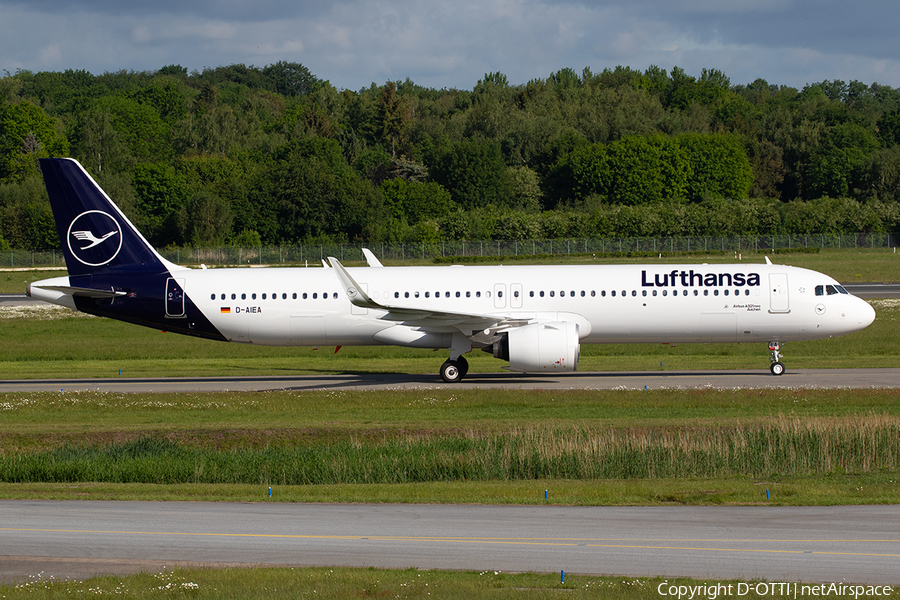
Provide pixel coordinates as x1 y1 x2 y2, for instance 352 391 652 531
861 147 900 201
264 137 378 242
876 110 900 147
0 101 69 182
506 166 543 211
131 162 188 245
126 81 188 125
381 178 454 224
604 136 690 204
376 82 412 157
430 139 511 209
0 177 57 249
177 190 233 245
802 122 878 199
71 109 131 175
90 96 172 164
262 61 318 97
676 133 753 201
546 143 609 204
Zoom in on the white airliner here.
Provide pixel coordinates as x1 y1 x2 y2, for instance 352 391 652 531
29 158 876 382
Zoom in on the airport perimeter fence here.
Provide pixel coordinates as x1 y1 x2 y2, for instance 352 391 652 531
6 232 900 269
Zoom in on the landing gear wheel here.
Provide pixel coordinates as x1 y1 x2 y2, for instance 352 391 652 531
768 342 785 376
440 360 463 383
456 356 469 378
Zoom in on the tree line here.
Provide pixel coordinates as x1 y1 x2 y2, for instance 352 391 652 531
2 62 900 250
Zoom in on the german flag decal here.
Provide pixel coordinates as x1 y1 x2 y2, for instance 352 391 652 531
220 307 231 313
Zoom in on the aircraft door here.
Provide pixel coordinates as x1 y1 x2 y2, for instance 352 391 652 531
511 283 523 308
769 273 790 313
494 283 506 309
165 278 186 318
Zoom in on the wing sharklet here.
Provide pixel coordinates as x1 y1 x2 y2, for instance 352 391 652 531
362 248 384 267
327 256 385 309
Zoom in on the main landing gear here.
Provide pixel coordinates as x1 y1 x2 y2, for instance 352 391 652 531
440 332 473 383
440 356 469 383
768 341 785 376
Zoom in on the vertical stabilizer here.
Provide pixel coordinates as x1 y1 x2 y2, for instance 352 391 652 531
39 158 181 277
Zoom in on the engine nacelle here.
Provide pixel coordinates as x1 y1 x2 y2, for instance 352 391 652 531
489 321 580 373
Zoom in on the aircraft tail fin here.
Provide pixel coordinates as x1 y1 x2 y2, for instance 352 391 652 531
39 158 180 277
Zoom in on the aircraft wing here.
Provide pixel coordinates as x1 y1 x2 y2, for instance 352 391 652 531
327 257 529 338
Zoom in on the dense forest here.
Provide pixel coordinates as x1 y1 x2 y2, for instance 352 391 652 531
2 62 900 251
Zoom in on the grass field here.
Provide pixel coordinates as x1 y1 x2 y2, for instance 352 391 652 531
1 387 899 505
0 568 789 600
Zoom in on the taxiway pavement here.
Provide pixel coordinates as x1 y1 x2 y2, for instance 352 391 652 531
1 502 898 585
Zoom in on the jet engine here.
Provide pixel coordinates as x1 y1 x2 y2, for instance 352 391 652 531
488 321 580 372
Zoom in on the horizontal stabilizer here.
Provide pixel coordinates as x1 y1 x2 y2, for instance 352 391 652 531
33 285 126 299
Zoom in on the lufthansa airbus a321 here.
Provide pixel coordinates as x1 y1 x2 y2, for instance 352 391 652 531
28 158 876 382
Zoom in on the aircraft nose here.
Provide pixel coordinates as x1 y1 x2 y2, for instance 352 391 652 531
857 298 876 329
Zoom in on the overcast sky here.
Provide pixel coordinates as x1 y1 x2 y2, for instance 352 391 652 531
2 0 899 92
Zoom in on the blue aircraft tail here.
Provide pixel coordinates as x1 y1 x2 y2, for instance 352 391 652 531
39 158 173 277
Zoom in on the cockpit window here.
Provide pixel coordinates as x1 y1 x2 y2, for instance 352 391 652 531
817 284 847 296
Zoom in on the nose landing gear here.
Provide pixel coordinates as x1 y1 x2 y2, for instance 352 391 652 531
769 342 785 375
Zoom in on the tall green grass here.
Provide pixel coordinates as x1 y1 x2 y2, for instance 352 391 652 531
4 415 897 485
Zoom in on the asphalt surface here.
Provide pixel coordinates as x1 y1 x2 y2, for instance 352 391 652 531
1 368 900 392
1 502 898 585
